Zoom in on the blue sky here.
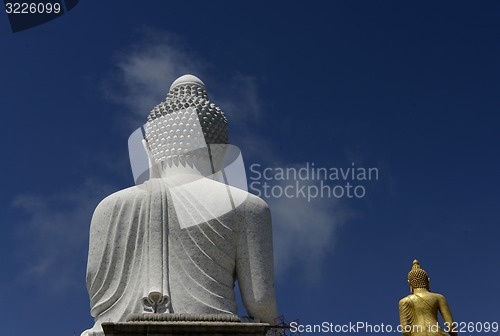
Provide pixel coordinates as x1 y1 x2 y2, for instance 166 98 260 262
1 1 499 335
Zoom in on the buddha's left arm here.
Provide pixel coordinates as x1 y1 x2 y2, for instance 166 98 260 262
437 295 457 336
236 196 278 324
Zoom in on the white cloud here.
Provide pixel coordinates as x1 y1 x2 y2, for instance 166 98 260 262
103 27 204 125
214 74 261 123
253 164 352 284
12 179 116 293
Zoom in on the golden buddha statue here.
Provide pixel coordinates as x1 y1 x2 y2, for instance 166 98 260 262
399 260 457 336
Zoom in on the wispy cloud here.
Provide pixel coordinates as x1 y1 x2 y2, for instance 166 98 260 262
215 74 351 283
221 80 351 283
267 180 349 284
214 73 262 123
244 156 354 284
103 27 204 125
12 179 116 293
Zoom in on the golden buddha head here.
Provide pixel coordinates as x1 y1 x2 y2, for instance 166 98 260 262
408 259 430 291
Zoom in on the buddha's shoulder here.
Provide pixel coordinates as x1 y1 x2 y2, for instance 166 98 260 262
241 192 270 211
427 292 445 300
399 296 413 304
96 184 148 209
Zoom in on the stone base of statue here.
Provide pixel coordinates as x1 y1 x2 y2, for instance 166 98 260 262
101 314 272 336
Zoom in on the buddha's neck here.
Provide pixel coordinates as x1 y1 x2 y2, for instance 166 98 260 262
155 156 217 179
413 288 429 293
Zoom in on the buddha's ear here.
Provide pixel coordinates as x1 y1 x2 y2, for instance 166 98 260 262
142 139 161 179
142 138 151 156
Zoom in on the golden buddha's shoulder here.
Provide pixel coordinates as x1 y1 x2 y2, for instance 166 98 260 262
399 295 414 310
427 292 446 302
399 295 413 303
430 292 445 298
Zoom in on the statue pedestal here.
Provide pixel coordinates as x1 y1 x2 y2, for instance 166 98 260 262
102 321 271 336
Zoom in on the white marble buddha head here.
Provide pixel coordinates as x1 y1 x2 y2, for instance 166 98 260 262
144 74 229 177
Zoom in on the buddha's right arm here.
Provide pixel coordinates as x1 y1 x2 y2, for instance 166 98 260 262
236 196 278 324
86 197 111 292
398 298 413 336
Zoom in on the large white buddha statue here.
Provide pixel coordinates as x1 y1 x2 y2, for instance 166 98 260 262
81 75 278 336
